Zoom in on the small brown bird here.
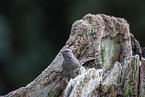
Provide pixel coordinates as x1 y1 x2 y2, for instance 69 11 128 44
60 49 80 74
60 49 96 74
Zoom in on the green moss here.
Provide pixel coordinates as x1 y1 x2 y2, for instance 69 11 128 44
101 36 120 71
123 81 130 95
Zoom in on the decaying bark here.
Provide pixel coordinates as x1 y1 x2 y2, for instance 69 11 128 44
2 14 145 97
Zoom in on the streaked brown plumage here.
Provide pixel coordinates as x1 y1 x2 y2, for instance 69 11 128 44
61 49 80 74
61 49 96 74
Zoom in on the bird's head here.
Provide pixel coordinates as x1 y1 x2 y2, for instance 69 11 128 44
60 49 73 58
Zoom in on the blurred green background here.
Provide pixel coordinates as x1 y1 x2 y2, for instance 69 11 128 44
0 0 145 95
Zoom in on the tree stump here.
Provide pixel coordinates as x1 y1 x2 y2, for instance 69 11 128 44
2 14 145 97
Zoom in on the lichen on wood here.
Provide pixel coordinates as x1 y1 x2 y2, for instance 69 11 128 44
63 68 103 97
2 14 144 97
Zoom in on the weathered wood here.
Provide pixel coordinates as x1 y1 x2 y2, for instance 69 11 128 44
2 14 144 97
140 57 145 97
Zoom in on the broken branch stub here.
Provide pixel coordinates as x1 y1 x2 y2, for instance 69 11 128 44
3 14 144 97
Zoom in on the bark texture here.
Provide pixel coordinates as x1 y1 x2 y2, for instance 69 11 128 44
2 14 144 97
